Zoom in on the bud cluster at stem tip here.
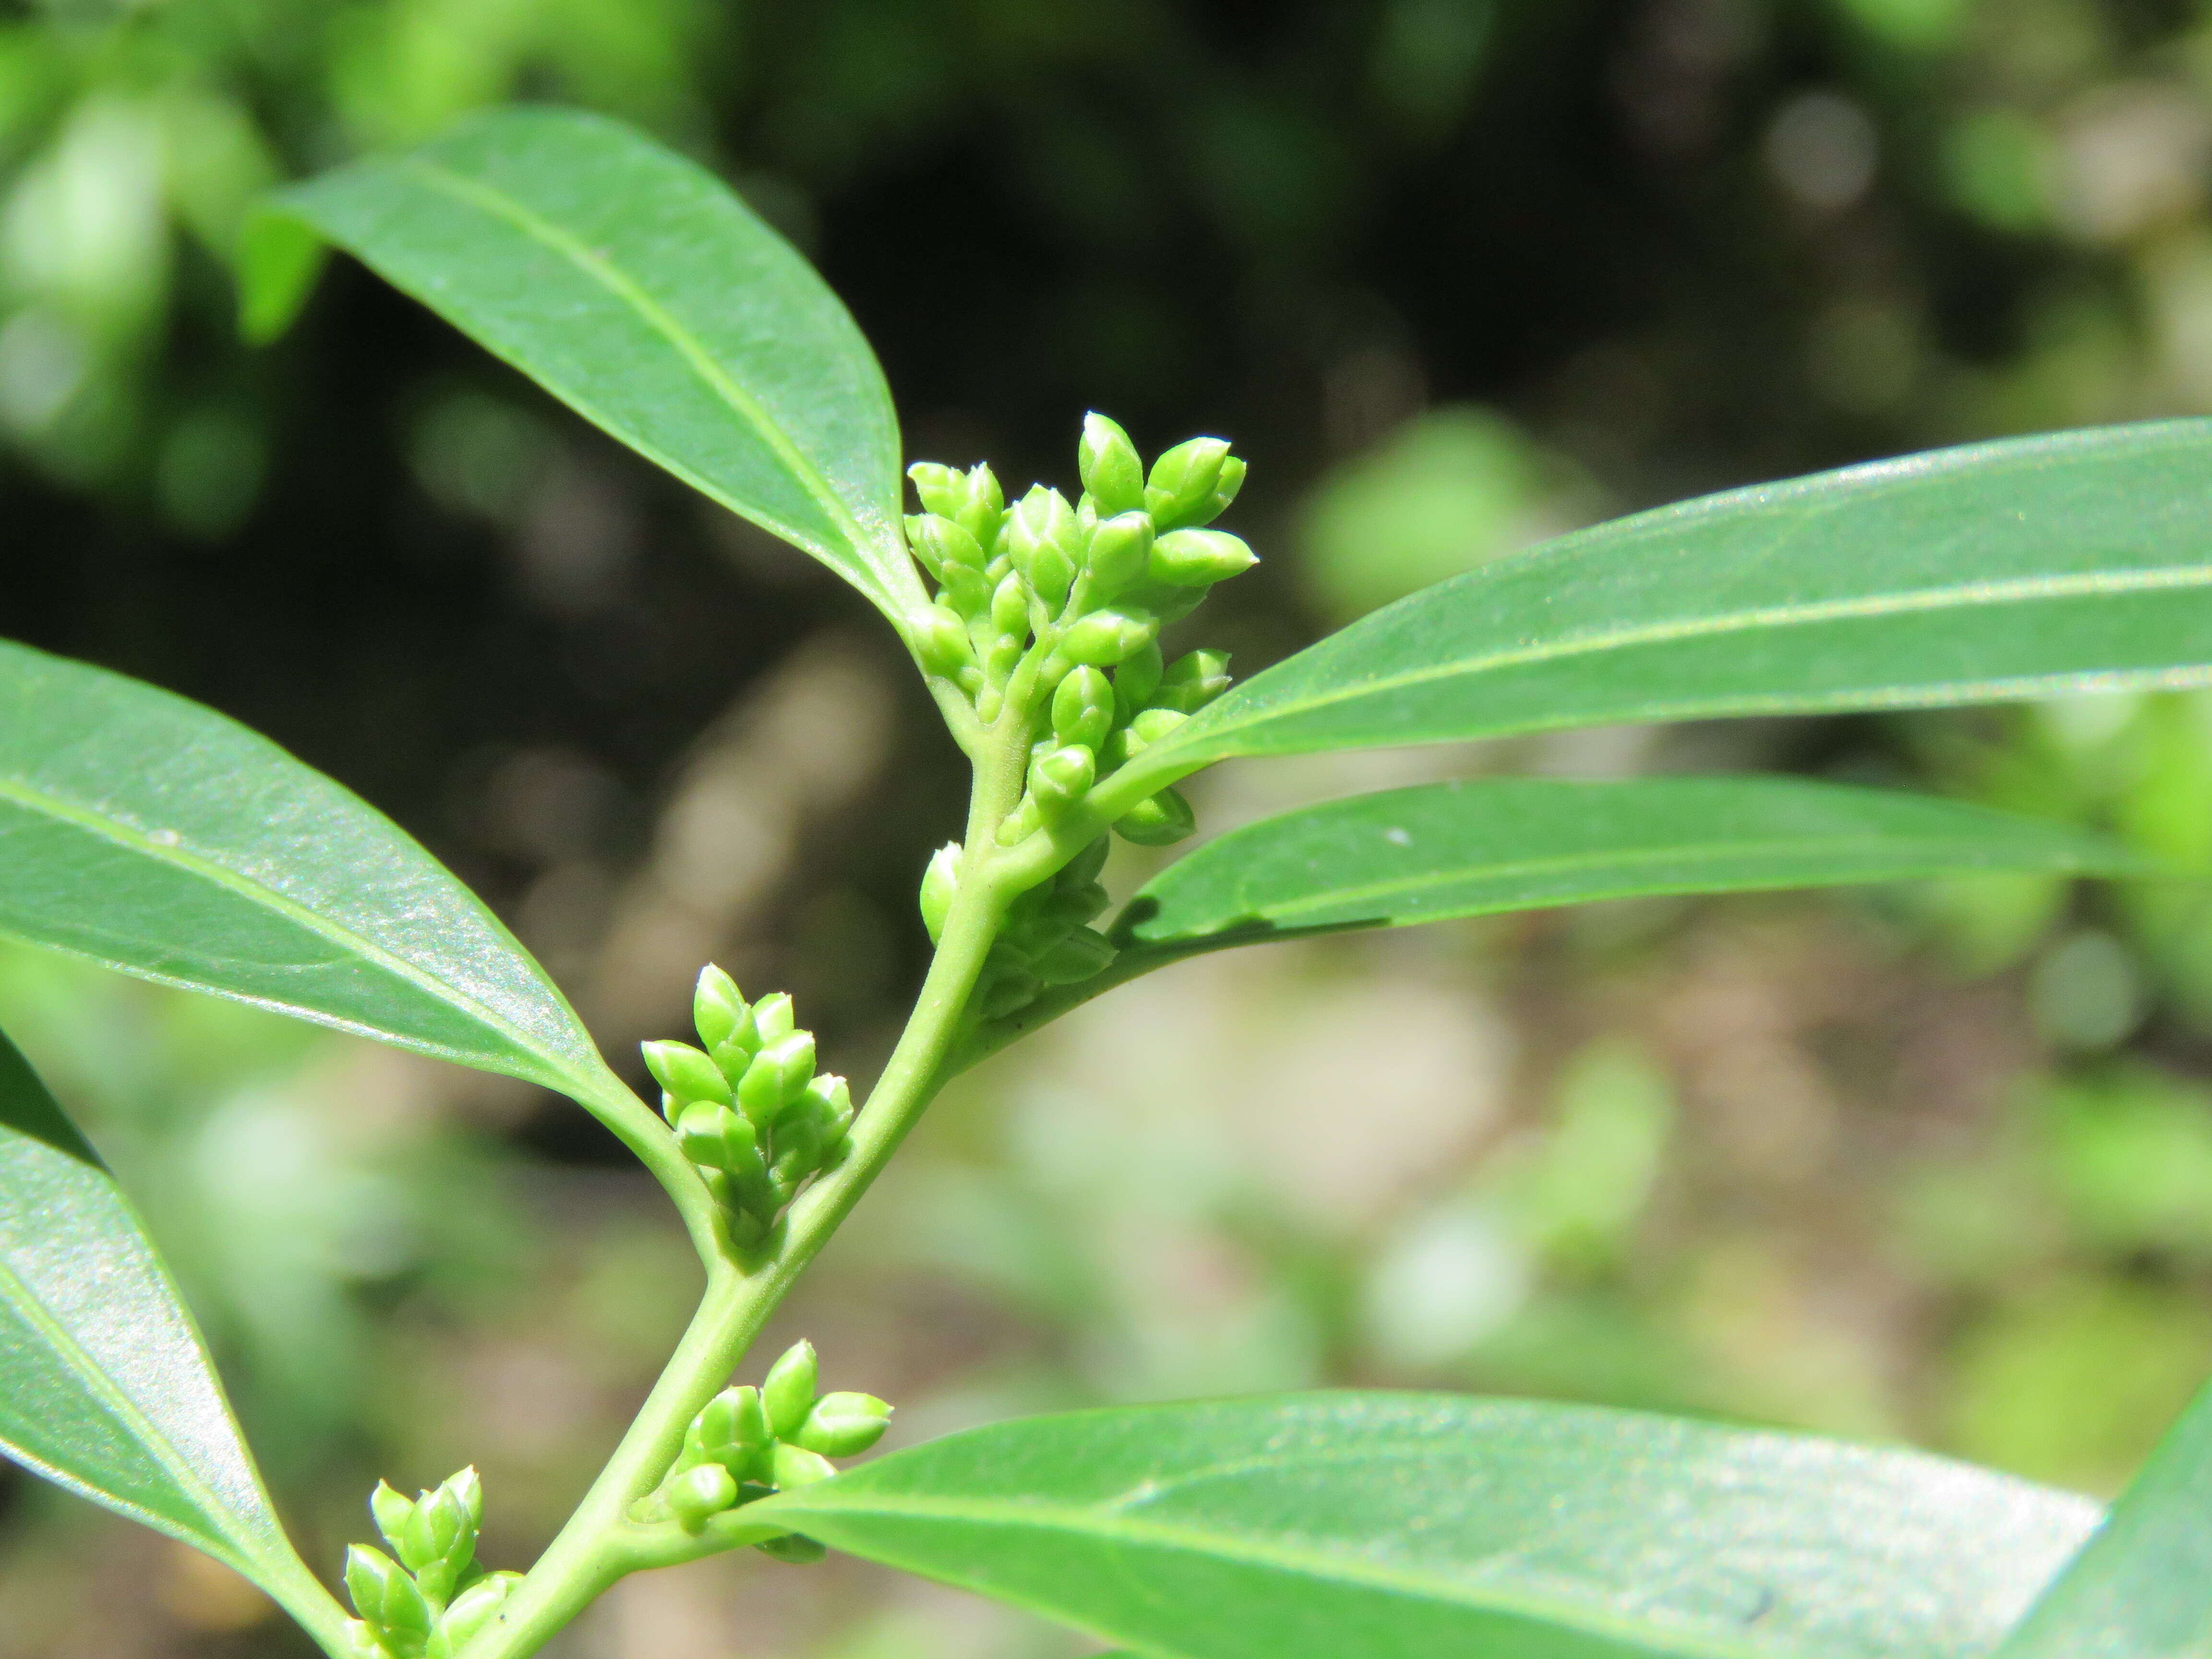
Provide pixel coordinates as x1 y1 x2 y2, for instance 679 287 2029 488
902 413 1250 854
343 1467 520 1659
643 966 855 1246
632 1338 892 1564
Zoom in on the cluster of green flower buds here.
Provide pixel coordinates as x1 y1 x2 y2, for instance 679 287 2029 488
925 833 1116 1020
643 966 855 1246
343 1468 519 1659
634 1339 891 1564
905 413 1250 850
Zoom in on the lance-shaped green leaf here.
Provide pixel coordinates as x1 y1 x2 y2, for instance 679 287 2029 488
753 1394 2100 1659
1111 776 2131 957
1994 1372 2212 1658
0 1028 348 1647
249 106 920 624
1111 421 2212 797
0 640 613 1099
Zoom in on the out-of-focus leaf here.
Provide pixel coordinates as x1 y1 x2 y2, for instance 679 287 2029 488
0 640 615 1100
1995 1372 2212 1658
1110 776 2129 957
0 1026 345 1645
755 1393 2098 1659
254 106 920 622
1113 422 2212 796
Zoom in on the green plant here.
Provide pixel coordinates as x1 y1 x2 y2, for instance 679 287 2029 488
7 100 2212 1657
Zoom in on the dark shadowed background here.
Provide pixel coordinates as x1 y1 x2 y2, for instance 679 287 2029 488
8 0 2212 1653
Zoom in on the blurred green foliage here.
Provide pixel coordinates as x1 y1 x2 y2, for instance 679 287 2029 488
12 0 2212 1654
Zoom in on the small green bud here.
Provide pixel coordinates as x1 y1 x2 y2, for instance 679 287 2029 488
800 1072 854 1139
982 973 1040 1019
956 461 1005 544
1008 486 1083 602
1046 881 1111 931
1149 527 1257 587
693 965 747 1052
756 1531 830 1564
667 1462 739 1530
1052 666 1115 750
1078 412 1146 516
1029 744 1097 812
370 1481 415 1554
1116 787 1197 846
751 992 796 1044
642 1040 732 1106
1084 509 1155 595
677 1102 762 1176
940 560 991 618
1153 648 1233 713
1131 707 1189 745
770 1441 838 1489
920 842 960 943
347 1546 433 1644
762 1340 819 1437
1145 436 1232 528
910 513 986 579
425 1574 521 1659
696 1384 772 1459
399 1470 480 1603
1033 926 1117 984
990 569 1031 642
795 1392 893 1456
1061 833 1112 889
995 793 1043 847
1061 607 1159 666
738 1030 817 1126
1208 454 1247 519
1113 640 1164 716
913 604 977 678
907 461 965 518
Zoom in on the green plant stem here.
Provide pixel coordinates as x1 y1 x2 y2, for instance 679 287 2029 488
456 717 1034 1659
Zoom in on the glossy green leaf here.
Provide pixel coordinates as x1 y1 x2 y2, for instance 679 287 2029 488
1119 422 2212 792
0 1027 343 1642
1994 1372 2212 1658
1112 777 2130 958
755 1394 2099 1659
0 640 613 1098
255 106 920 623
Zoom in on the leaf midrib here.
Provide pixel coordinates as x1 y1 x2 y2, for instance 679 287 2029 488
0 773 576 1088
770 1490 1793 1659
0 1245 260 1572
400 156 894 603
1169 562 2212 757
1176 827 2095 929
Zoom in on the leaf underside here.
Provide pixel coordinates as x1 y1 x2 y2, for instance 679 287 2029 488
257 106 918 622
0 1028 309 1595
1129 421 2212 787
1113 776 2128 959
755 1394 2099 1659
0 639 606 1096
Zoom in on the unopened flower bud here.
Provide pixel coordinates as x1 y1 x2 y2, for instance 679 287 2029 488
1113 640 1164 715
738 1031 817 1126
995 793 1043 848
1131 708 1188 745
1061 608 1158 666
1116 787 1197 846
677 1102 761 1176
991 571 1033 643
913 604 977 677
756 1532 830 1564
1078 412 1146 516
1149 527 1256 587
1052 666 1115 750
939 560 991 619
1084 510 1155 595
910 514 986 581
982 974 1040 1019
800 1073 854 1140
1145 436 1233 529
695 1384 772 1460
1032 927 1117 985
668 1462 739 1530
642 1040 731 1106
398 1470 481 1602
920 842 960 943
795 1392 893 1456
770 1442 838 1490
751 993 796 1044
426 1573 522 1659
1153 649 1232 713
1008 487 1083 599
346 1546 432 1643
693 965 748 1053
370 1482 415 1554
907 461 965 518
1207 454 1247 519
1061 833 1111 889
956 461 1005 544
1029 745 1097 812
763 1340 819 1438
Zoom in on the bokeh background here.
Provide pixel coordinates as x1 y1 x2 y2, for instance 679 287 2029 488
8 0 2212 1652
